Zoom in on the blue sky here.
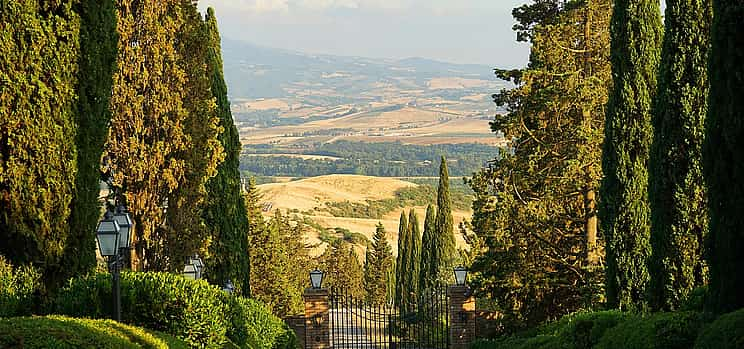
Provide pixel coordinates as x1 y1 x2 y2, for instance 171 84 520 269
198 0 531 67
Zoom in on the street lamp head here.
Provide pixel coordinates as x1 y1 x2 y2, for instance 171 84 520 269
309 269 324 289
183 263 198 280
454 266 468 286
113 210 133 250
190 254 204 269
223 279 235 294
96 214 120 257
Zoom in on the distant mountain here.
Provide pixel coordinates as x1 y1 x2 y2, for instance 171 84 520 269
220 38 499 100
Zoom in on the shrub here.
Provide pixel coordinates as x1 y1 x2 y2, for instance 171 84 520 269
0 315 187 349
595 311 703 349
0 256 42 317
693 308 744 349
54 272 296 349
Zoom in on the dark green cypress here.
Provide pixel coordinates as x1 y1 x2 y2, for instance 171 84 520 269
419 204 437 291
703 0 744 315
648 0 711 311
394 212 409 308
435 156 457 280
0 1 81 290
365 223 394 305
407 210 421 303
600 0 663 309
202 7 251 295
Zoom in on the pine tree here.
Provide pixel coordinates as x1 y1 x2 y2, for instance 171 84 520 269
600 0 663 309
648 0 711 311
202 7 251 295
365 223 394 305
322 242 364 298
419 204 438 291
435 156 457 281
0 0 81 289
468 0 611 325
407 210 422 306
703 0 744 315
394 212 409 308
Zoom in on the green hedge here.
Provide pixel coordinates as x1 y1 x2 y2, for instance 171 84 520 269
0 315 187 349
0 256 42 317
54 272 297 349
694 308 744 349
595 311 703 349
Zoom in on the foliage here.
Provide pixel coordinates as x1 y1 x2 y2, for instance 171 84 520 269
320 242 364 298
467 0 611 327
599 0 663 309
0 0 81 290
647 0 711 312
693 308 744 349
407 210 422 307
702 0 744 315
595 311 703 349
395 212 410 308
240 141 500 177
364 223 394 305
248 210 310 317
0 256 41 318
203 7 251 296
53 271 295 349
0 315 187 349
419 204 438 291
433 157 458 282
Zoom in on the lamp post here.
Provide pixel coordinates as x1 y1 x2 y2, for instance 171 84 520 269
183 254 205 280
96 208 132 322
309 269 324 289
454 266 468 286
223 279 235 294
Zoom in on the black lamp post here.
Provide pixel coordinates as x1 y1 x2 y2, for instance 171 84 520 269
454 266 468 286
310 269 324 289
96 208 132 322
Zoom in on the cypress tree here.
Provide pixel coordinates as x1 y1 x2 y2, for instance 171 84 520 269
648 0 711 311
600 0 663 309
703 0 744 315
407 210 422 305
394 212 409 308
202 7 251 295
435 156 457 281
0 1 81 289
419 204 438 291
365 223 394 305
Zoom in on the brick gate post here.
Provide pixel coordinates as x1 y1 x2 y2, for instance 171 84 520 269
304 288 330 349
448 285 476 349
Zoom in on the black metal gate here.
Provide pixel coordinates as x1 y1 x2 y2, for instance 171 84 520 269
329 287 449 349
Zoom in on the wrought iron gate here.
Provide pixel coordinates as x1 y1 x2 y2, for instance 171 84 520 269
329 287 449 349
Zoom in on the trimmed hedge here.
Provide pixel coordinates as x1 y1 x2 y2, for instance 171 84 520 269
0 256 41 317
595 311 703 349
694 308 744 349
0 315 187 349
54 272 297 349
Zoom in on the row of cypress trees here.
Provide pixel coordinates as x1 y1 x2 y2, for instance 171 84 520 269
0 1 251 295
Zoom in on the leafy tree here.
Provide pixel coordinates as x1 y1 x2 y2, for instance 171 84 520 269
202 7 250 295
365 223 394 305
703 0 744 315
419 205 438 291
394 212 410 308
467 0 611 327
321 242 364 298
648 0 711 311
600 0 663 309
0 0 81 290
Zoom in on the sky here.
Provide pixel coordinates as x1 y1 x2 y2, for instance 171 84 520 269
197 0 531 68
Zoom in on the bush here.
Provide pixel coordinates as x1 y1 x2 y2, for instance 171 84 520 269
54 272 297 349
595 311 703 349
0 256 42 317
693 308 744 349
0 315 187 349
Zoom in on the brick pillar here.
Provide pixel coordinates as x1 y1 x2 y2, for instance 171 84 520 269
304 288 330 349
448 285 476 349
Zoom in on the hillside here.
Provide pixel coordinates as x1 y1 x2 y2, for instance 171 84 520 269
256 175 471 258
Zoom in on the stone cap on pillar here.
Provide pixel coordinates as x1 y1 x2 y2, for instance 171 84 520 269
447 285 473 297
304 288 329 297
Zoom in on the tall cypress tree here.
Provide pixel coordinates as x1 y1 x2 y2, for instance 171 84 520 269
394 212 409 308
435 156 457 281
407 210 422 305
202 7 251 295
365 223 394 305
648 0 711 311
0 1 81 290
703 0 744 315
600 0 663 309
419 204 438 291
